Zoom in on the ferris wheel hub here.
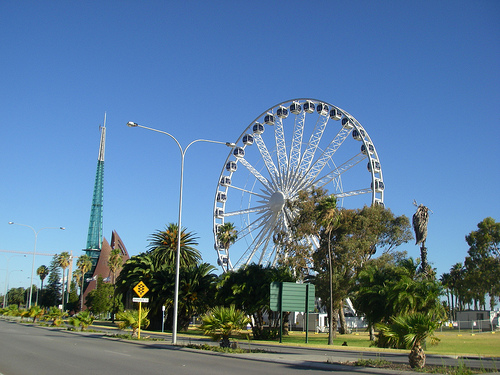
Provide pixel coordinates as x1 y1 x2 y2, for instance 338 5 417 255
268 191 285 213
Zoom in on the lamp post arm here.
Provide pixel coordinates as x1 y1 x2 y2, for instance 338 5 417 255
126 122 235 345
8 222 65 308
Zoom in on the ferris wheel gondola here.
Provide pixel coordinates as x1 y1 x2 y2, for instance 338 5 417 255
213 99 384 272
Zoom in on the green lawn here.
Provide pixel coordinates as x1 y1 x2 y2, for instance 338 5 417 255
104 323 500 358
231 330 500 358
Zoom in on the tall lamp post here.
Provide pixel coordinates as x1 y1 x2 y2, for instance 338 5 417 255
8 222 65 308
127 121 235 344
1 254 26 308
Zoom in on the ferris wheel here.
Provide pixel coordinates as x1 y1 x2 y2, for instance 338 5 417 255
213 99 384 272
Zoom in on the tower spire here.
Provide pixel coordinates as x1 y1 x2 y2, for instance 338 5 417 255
85 114 106 268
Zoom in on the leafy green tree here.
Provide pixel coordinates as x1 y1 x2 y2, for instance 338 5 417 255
85 276 113 318
354 255 445 343
40 255 62 307
464 217 500 309
147 223 201 268
68 310 95 331
376 312 440 369
117 308 150 338
27 305 44 323
216 264 295 339
313 205 412 337
200 305 250 348
43 306 66 326
7 287 25 307
107 248 123 321
116 253 217 331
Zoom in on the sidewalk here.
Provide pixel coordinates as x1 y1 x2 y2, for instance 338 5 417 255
93 323 500 374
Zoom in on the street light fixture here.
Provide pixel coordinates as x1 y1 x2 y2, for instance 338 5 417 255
127 121 235 344
8 222 65 308
3 269 23 307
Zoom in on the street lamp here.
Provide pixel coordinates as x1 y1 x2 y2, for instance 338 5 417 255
1 254 26 308
3 269 23 307
127 121 235 344
8 222 65 308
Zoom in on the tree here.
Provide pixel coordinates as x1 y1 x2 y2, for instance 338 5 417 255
287 192 412 338
68 310 95 331
36 265 49 303
216 264 295 339
353 254 412 340
412 203 432 275
217 222 238 265
7 287 25 307
286 188 338 344
465 217 500 309
27 305 44 323
147 224 201 268
56 252 71 310
116 253 217 331
107 249 123 322
200 305 250 348
40 255 61 307
376 312 440 369
466 217 500 260
76 254 92 311
44 306 66 326
117 308 150 338
85 276 113 318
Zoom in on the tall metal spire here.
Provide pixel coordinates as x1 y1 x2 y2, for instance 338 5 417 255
85 114 106 265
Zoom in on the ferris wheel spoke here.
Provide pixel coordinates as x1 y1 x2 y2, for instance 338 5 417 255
289 111 306 173
274 116 289 177
253 134 279 186
313 152 367 189
214 99 384 271
235 213 276 267
334 188 372 199
224 205 268 217
304 126 352 184
227 184 268 199
237 157 274 192
297 114 329 176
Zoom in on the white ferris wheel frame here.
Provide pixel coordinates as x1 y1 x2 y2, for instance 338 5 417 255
213 98 384 272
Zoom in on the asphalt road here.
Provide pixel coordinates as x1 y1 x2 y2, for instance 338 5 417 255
1 319 498 374
0 320 367 375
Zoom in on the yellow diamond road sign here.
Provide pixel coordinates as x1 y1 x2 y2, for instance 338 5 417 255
133 281 149 298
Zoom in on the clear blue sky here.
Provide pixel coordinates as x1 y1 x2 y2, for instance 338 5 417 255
1 1 499 290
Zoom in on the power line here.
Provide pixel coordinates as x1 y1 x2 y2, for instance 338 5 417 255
0 249 57 256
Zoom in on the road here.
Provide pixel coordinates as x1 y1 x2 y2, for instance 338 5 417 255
0 320 369 375
1 319 498 374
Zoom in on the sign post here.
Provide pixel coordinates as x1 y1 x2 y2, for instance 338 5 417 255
270 282 315 343
132 281 149 339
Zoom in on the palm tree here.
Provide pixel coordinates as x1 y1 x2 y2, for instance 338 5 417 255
36 265 49 304
376 312 441 368
117 308 150 338
76 254 92 311
44 306 66 326
200 305 250 348
217 222 237 261
107 249 123 322
27 305 44 323
57 252 71 310
68 310 95 331
148 224 201 268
